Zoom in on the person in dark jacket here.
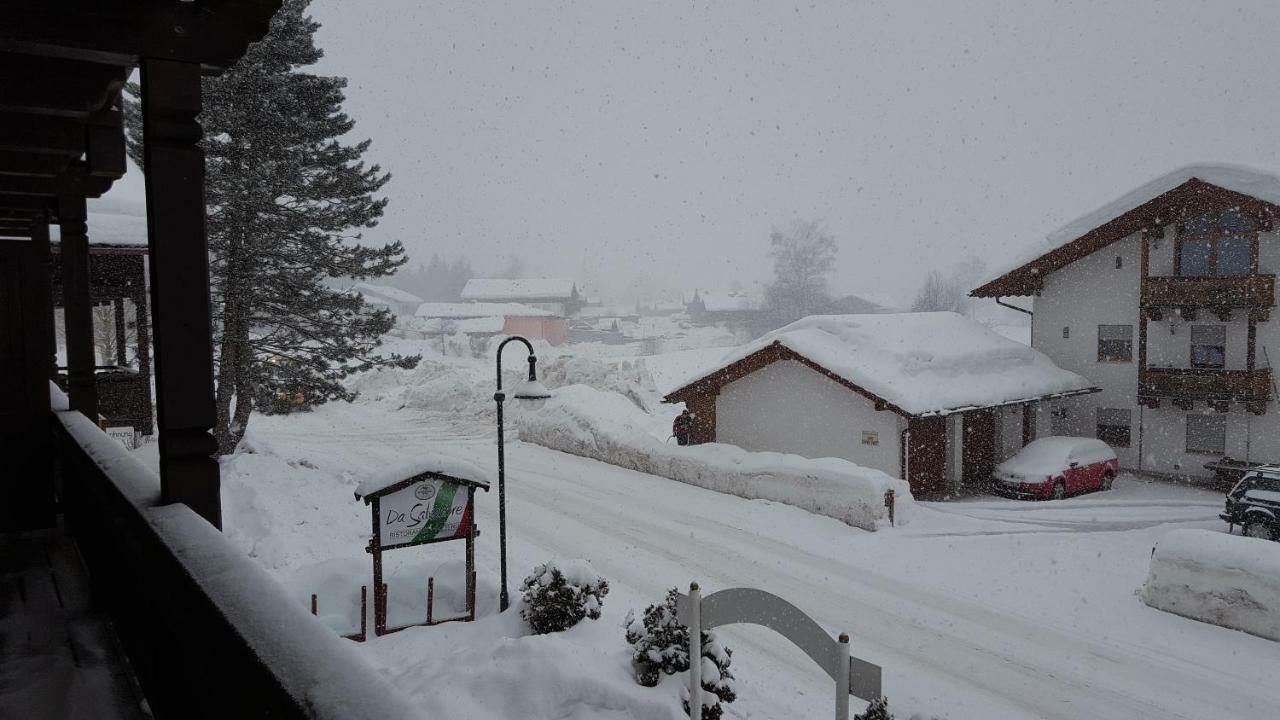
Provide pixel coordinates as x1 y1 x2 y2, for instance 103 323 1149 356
673 409 693 446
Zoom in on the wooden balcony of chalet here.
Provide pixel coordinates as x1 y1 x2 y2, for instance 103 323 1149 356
0 4 421 719
1138 367 1273 411
1141 274 1275 317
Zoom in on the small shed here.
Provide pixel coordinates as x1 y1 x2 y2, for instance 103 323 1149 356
664 313 1099 497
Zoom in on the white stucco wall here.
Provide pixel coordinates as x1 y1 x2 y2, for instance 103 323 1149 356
715 360 907 478
1032 232 1142 468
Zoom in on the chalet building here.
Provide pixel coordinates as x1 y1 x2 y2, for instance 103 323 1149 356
413 301 569 345
972 165 1280 482
460 277 583 317
686 289 766 327
351 282 424 318
663 313 1097 497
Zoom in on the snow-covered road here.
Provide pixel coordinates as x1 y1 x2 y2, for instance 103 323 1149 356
240 403 1280 720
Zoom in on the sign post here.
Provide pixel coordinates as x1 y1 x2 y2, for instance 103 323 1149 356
356 469 489 637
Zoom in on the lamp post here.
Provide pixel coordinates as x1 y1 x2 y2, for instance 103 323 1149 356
494 335 551 611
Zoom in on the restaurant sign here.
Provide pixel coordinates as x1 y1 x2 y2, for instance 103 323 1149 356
377 477 474 548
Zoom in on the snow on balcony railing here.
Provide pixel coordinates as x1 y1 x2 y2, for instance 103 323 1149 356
53 406 424 720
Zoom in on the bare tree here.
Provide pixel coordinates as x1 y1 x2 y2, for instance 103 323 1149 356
910 270 967 313
764 220 838 326
92 302 138 367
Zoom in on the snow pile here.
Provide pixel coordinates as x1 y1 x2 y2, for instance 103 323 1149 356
670 313 1094 415
1140 529 1280 642
355 452 495 497
519 385 912 530
363 607 683 720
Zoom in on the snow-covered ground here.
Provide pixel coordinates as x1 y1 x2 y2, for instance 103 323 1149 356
128 405 1277 717
130 339 1280 719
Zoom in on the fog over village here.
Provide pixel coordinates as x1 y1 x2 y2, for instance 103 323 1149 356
7 3 1280 720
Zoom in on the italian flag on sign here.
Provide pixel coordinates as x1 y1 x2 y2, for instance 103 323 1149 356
412 482 472 544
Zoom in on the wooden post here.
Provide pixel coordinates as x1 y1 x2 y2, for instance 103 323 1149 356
310 594 317 616
426 578 434 625
370 496 386 636
114 298 128 366
59 193 97 419
687 581 702 720
134 289 153 434
466 487 477 620
32 216 58 381
140 57 221 528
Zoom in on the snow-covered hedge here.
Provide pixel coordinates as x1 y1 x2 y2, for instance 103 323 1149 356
1140 529 1280 642
520 559 610 634
518 385 913 531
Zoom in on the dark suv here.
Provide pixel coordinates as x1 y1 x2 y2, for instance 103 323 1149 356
1221 466 1280 541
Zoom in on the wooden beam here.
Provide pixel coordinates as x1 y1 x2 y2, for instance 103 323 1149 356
0 150 76 178
0 167 118 198
0 111 121 155
141 57 221 529
59 193 98 419
0 0 282 71
0 54 127 118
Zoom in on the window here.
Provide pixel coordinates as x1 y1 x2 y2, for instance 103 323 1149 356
1096 408 1132 448
1186 414 1226 455
1190 325 1226 369
1097 324 1133 362
1177 210 1255 277
1062 326 1069 339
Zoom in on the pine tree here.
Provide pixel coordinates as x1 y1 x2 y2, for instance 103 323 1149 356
124 0 418 452
625 588 737 719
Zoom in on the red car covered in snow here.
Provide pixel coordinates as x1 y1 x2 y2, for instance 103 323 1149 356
993 436 1119 500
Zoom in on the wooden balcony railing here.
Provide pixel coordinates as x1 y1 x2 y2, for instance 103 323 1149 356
1138 367 1273 402
53 408 422 720
1141 274 1275 310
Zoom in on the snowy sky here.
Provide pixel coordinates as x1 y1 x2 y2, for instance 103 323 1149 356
109 1 1280 305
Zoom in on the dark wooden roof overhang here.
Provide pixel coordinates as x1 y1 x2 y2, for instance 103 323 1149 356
0 1 280 237
662 340 1103 418
971 178 1280 298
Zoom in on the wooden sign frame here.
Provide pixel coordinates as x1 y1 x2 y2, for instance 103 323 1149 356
359 471 490 636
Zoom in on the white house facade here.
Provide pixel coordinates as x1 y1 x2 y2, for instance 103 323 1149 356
973 165 1280 482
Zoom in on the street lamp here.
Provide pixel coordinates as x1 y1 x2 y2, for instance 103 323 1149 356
494 335 552 611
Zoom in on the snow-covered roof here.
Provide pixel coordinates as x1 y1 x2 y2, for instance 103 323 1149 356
1046 163 1280 246
668 312 1096 416
355 452 495 498
351 282 424 305
461 278 577 301
414 302 554 319
417 316 506 335
974 163 1280 297
698 291 760 312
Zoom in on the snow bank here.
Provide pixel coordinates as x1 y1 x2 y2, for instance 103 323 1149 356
1140 529 1280 642
56 409 160 505
519 385 912 530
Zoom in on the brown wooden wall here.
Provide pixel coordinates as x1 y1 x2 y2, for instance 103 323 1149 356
907 416 947 498
685 391 717 444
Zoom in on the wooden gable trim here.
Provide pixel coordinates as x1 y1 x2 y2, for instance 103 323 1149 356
972 178 1280 298
662 340 914 417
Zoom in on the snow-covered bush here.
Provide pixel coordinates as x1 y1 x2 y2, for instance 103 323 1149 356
624 588 690 686
681 631 737 720
625 588 737 719
855 696 894 720
520 560 610 634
